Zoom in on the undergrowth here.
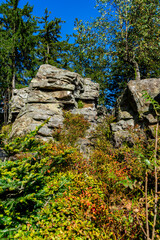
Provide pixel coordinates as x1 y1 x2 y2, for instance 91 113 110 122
0 113 159 239
52 111 90 146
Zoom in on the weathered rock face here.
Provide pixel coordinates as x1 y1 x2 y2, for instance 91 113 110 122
10 65 159 150
10 64 99 142
9 87 30 122
111 78 160 146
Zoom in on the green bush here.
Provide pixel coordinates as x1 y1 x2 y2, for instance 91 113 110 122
77 100 84 109
0 115 159 239
0 121 79 238
53 111 90 146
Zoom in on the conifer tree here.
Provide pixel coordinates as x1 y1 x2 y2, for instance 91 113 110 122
0 0 37 123
0 0 37 94
37 8 70 68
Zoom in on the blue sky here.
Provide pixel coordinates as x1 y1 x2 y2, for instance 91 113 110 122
0 0 98 39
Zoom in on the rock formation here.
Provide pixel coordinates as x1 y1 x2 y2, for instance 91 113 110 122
9 87 30 123
111 78 160 146
9 64 160 150
9 64 99 143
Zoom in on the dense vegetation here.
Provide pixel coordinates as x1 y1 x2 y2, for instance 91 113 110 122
0 0 159 239
0 111 159 239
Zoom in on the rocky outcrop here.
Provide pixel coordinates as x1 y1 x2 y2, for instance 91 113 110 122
10 64 99 143
9 87 30 122
10 65 159 150
111 78 160 146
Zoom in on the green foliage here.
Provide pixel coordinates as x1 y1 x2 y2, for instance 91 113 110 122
0 115 159 239
0 124 12 143
0 0 38 89
0 129 76 238
70 0 160 105
2 118 50 155
96 0 160 80
0 2 71 114
53 111 90 146
143 91 160 117
68 18 110 105
36 8 69 68
77 100 84 109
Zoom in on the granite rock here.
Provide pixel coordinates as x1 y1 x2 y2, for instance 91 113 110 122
112 78 160 146
10 64 99 144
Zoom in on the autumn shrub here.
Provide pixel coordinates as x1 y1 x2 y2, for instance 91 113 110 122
52 111 90 146
90 117 160 239
91 120 156 194
14 174 107 239
0 113 159 239
14 173 143 240
91 115 115 152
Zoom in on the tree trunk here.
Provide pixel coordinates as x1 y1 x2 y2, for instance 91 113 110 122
145 170 150 240
131 54 141 80
12 70 16 90
151 121 159 240
12 68 16 96
3 90 8 125
12 9 16 96
7 87 12 124
133 58 141 80
46 43 49 64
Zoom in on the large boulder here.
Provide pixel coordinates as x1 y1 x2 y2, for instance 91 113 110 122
111 78 160 146
10 64 99 142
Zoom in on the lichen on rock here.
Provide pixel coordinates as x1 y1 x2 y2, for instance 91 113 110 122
9 64 100 149
111 78 160 146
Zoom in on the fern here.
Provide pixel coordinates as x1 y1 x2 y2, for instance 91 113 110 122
142 91 160 117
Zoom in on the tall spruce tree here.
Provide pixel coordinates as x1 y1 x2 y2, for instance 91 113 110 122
0 0 37 124
0 0 37 94
37 8 70 68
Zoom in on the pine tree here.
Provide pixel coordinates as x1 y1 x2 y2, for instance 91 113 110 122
0 0 37 124
37 8 70 68
0 0 38 94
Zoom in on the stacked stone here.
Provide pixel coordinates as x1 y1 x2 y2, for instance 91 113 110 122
111 78 160 146
10 64 99 141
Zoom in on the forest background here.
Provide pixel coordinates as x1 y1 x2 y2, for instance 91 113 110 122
0 0 159 119
0 1 160 239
